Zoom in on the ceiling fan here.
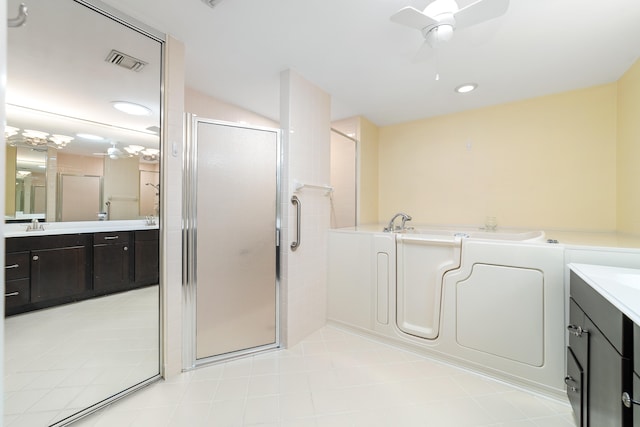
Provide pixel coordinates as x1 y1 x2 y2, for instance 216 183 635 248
93 142 125 159
391 0 509 57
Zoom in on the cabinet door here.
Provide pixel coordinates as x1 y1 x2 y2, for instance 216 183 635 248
134 231 158 286
587 315 626 427
94 243 130 293
568 298 589 426
566 347 584 427
634 373 640 427
31 246 87 302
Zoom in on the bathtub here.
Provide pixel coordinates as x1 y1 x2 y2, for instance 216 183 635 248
327 225 565 398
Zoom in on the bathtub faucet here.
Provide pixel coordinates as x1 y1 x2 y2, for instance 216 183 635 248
384 212 412 232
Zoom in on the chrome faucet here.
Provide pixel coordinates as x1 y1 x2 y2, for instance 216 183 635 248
384 212 412 232
26 218 45 232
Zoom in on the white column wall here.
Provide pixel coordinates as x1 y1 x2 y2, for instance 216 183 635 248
280 70 331 347
161 35 185 378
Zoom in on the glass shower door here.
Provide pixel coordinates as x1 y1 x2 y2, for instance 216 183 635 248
186 118 279 362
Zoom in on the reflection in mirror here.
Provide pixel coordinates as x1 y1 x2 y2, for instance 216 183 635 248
5 145 47 220
4 0 163 426
5 0 161 223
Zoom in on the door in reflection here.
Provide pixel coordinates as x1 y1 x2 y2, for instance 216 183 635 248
193 120 279 360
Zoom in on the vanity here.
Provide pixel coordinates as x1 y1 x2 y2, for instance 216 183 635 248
4 221 159 316
567 264 640 426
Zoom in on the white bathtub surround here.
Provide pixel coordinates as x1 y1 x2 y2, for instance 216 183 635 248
280 70 331 347
328 226 566 398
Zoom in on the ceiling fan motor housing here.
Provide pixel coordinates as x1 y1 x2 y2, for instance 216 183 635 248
421 13 455 47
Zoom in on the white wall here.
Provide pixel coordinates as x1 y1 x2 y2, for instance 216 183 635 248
280 70 331 347
161 35 185 378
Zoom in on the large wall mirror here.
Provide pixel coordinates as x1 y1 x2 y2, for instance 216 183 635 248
4 0 163 426
5 0 161 223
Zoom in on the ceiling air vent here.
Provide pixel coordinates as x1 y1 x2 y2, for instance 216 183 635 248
105 49 147 72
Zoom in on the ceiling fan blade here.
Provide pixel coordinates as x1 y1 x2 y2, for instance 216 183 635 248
391 6 438 30
454 0 509 30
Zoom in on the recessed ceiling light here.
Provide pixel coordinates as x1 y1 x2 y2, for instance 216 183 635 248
112 101 152 116
76 133 104 141
455 83 478 94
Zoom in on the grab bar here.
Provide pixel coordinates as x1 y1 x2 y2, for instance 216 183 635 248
291 195 301 251
8 3 28 28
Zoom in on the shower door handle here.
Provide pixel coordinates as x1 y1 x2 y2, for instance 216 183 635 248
291 195 301 251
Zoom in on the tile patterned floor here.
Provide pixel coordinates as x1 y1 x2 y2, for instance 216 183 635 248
4 286 159 427
70 326 576 427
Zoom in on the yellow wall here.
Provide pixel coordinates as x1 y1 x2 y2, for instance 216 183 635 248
358 116 379 224
377 84 618 231
617 59 640 234
5 145 16 216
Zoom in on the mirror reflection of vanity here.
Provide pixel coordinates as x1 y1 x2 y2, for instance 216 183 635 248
4 0 163 425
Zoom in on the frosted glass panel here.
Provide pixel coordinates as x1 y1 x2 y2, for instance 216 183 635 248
195 122 277 359
58 174 101 221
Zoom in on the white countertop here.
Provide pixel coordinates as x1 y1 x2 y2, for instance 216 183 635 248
569 263 640 326
4 220 159 238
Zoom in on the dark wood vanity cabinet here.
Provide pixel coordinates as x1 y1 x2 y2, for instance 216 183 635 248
134 229 159 286
93 232 132 293
6 234 92 315
567 271 633 427
5 251 31 310
5 229 159 316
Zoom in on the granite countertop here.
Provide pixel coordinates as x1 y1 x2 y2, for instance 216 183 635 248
4 220 159 238
569 263 640 325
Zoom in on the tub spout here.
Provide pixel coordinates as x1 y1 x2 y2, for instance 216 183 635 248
384 212 412 232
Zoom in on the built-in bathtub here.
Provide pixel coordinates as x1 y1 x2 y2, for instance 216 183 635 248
327 225 566 398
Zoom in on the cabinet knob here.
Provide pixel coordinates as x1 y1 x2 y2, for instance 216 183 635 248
124 246 128 251
32 255 39 261
567 324 588 337
622 392 640 408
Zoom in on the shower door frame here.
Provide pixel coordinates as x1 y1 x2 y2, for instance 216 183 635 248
182 114 281 369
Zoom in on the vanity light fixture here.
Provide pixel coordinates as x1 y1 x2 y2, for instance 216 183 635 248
5 125 19 138
141 148 160 161
112 101 152 116
455 83 478 94
22 129 49 147
49 134 73 148
124 145 145 155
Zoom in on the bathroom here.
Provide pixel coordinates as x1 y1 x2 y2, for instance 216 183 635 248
3 0 640 426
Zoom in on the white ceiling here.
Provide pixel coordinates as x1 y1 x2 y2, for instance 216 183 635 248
95 0 640 125
95 0 640 127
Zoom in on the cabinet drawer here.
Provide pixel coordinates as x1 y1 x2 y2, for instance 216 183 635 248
5 278 30 308
94 232 131 245
570 271 624 353
5 252 29 280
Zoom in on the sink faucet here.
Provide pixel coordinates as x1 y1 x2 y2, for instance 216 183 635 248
384 212 412 232
26 218 45 232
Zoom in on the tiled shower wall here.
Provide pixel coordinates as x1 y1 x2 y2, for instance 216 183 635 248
280 70 331 347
